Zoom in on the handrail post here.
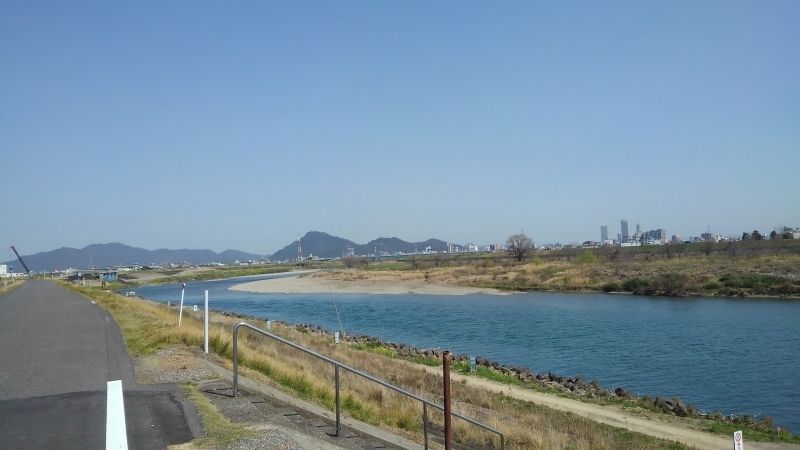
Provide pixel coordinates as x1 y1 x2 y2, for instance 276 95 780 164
443 351 452 450
423 403 429 450
228 322 503 447
335 364 341 437
232 323 239 397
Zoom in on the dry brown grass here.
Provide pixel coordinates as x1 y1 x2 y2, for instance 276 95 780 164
66 283 690 450
0 278 24 295
321 253 800 297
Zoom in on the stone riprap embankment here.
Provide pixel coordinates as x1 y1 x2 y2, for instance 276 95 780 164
214 309 782 434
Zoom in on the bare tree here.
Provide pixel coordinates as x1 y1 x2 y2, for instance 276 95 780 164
506 233 534 262
702 240 715 256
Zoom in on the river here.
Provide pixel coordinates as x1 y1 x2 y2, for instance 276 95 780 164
134 273 800 432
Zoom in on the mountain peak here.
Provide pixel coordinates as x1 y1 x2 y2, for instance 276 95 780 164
270 232 449 261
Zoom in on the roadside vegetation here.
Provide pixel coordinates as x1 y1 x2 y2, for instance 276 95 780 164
0 278 24 295
182 384 256 448
67 283 701 450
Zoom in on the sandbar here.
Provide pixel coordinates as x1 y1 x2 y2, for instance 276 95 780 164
229 274 507 295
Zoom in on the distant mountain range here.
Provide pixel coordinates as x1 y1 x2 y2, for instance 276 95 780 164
3 232 453 272
270 231 449 261
2 243 266 272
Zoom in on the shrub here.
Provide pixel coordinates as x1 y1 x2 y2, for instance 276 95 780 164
622 277 650 293
577 251 599 264
602 282 621 292
650 273 688 296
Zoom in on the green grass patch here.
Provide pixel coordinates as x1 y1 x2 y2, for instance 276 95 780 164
707 419 800 443
182 384 255 448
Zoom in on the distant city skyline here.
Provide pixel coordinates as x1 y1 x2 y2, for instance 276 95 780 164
2 2 798 255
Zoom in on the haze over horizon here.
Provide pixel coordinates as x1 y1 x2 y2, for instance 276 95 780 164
3 2 798 255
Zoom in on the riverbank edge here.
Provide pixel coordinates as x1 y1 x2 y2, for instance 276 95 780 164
225 270 800 300
201 303 797 443
484 285 800 300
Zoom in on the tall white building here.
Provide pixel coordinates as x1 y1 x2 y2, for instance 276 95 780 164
0 264 7 277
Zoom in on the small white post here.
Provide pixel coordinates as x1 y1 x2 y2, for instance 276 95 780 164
204 290 209 354
733 430 744 450
334 331 340 344
266 320 271 331
178 283 185 327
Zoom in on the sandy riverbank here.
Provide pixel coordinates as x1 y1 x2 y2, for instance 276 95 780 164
229 272 508 295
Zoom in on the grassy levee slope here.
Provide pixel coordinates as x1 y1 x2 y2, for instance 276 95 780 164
66 283 691 450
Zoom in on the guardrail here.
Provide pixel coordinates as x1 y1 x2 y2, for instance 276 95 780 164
232 322 504 450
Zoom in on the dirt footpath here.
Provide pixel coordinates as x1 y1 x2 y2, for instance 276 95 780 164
414 363 798 450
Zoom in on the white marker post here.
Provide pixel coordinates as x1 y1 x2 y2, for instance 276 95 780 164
204 289 209 354
733 430 744 450
178 283 186 327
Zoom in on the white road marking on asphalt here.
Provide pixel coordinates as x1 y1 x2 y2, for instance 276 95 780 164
105 316 110 322
106 380 128 450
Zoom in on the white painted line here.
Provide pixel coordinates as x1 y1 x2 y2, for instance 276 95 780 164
106 380 128 450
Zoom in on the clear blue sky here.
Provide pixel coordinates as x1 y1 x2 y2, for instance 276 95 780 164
2 1 799 255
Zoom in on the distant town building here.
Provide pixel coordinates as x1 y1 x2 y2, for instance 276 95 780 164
344 247 355 258
671 235 682 243
643 228 667 244
621 219 629 242
600 225 608 242
0 264 7 277
775 226 800 239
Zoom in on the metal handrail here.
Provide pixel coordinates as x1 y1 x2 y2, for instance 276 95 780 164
232 322 504 450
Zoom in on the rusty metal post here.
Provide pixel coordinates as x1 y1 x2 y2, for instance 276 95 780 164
443 350 452 450
423 402 429 450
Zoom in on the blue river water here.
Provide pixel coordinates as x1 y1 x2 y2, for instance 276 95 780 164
135 273 800 432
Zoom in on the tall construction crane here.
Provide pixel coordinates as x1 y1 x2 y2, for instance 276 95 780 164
10 246 32 277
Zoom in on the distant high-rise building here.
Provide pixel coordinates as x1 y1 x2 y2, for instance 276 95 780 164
621 219 629 242
617 233 622 243
600 225 608 242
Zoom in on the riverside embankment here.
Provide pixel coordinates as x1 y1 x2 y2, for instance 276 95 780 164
69 279 797 449
136 274 800 437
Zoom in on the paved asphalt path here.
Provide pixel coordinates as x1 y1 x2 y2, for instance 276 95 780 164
0 281 199 449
